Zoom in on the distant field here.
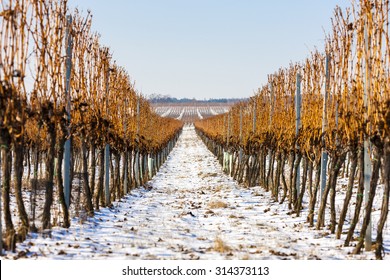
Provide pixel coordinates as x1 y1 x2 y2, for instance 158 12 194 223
152 103 230 121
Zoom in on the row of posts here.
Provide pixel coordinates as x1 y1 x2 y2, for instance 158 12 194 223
221 52 372 251
62 15 177 208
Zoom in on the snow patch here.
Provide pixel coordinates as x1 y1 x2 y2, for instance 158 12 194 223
3 125 388 260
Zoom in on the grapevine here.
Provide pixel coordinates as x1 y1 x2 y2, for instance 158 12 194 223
195 0 389 259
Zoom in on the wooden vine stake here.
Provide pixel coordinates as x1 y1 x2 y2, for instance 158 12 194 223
239 106 243 162
223 114 228 172
135 95 140 186
123 96 128 194
104 65 111 207
320 54 330 197
252 100 257 133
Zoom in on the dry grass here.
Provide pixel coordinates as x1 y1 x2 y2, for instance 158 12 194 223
199 172 219 179
208 200 228 209
214 237 231 253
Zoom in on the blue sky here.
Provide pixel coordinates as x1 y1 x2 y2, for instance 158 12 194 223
68 0 351 99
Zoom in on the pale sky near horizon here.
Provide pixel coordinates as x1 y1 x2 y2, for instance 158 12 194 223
68 0 351 100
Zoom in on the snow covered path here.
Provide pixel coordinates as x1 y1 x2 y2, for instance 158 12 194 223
5 125 383 260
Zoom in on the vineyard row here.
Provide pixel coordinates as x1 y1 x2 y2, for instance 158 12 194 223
195 0 389 259
0 0 182 253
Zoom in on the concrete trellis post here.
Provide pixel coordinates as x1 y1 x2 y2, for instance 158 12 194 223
320 55 330 197
63 15 73 208
295 73 302 195
141 154 147 182
104 143 110 206
363 140 372 251
363 17 372 251
134 152 138 187
229 153 233 176
148 154 153 179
